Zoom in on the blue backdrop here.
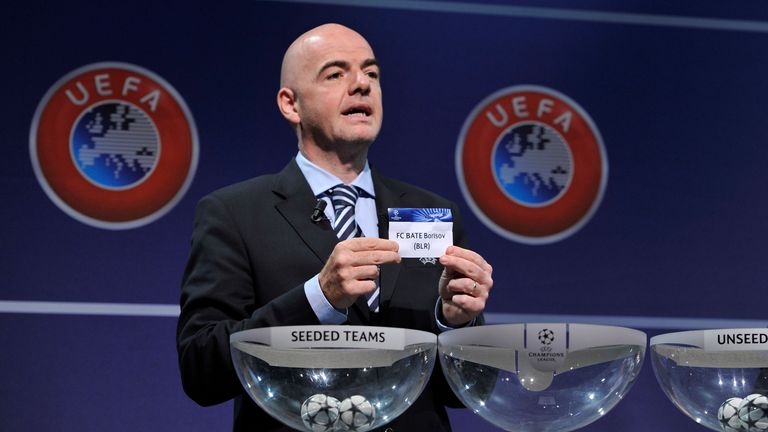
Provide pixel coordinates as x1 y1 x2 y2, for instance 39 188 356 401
3 1 768 430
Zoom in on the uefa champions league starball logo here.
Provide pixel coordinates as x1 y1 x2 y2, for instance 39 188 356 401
456 85 607 244
30 62 198 229
538 329 555 346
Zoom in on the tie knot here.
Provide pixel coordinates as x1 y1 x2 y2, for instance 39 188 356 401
331 184 359 209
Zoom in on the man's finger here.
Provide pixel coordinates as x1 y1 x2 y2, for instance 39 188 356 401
339 279 379 296
342 237 399 252
439 254 491 286
348 264 380 281
344 250 401 266
446 294 486 314
444 278 489 299
444 245 490 270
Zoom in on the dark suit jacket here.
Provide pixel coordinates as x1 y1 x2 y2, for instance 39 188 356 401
177 159 477 431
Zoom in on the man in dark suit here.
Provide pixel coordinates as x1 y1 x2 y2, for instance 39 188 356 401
176 23 494 431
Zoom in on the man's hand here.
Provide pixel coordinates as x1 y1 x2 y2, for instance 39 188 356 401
438 246 493 327
319 238 401 309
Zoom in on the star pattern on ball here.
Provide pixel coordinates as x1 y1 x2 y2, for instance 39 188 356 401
338 395 376 431
301 394 340 432
738 394 768 431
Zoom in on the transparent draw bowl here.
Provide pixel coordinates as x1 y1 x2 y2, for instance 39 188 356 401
438 323 646 432
230 325 437 432
651 328 768 432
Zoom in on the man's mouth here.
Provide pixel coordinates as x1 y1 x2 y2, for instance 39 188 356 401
342 105 372 117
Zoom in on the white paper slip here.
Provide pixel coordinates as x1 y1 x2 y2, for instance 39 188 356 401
388 208 453 258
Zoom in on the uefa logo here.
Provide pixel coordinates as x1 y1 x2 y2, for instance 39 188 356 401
456 85 607 244
29 62 198 229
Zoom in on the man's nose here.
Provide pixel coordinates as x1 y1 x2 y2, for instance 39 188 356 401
349 70 371 95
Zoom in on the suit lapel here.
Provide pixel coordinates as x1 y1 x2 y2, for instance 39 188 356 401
273 160 338 266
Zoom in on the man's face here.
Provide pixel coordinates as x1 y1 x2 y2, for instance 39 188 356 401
292 29 383 149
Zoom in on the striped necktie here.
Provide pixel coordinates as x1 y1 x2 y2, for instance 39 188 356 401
330 184 378 311
331 184 363 240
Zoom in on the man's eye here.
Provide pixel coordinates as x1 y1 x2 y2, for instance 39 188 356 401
366 71 379 79
327 72 342 80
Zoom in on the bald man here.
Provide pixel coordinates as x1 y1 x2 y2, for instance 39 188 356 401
177 24 493 431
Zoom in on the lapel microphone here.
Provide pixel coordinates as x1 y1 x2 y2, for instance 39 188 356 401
310 199 327 223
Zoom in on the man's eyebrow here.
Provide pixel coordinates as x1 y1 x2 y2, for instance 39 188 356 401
361 58 379 70
318 60 349 76
317 58 380 76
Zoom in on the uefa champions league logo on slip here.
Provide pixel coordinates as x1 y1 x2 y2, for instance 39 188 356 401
30 62 198 229
456 85 607 244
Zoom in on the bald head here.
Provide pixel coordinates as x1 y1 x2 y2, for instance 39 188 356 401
276 23 383 170
280 23 374 89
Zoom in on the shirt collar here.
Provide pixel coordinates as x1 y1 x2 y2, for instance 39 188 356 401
295 151 376 198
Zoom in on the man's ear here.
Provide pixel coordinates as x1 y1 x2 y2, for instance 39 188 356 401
277 87 300 125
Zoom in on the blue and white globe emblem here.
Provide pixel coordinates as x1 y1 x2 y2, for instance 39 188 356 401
70 101 159 189
492 122 573 207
